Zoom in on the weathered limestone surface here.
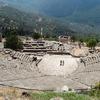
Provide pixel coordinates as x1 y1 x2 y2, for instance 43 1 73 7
0 49 100 91
0 49 41 83
38 54 79 76
69 52 100 86
80 52 100 66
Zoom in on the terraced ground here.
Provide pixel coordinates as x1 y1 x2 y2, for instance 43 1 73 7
0 50 100 100
69 58 100 86
0 50 90 91
0 49 100 92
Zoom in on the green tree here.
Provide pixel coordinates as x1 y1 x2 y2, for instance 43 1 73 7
86 38 97 49
4 34 23 50
32 32 41 40
71 36 76 42
44 34 50 39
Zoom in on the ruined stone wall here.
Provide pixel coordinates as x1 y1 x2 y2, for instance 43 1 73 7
0 49 41 83
1 49 37 63
80 52 100 66
10 51 34 63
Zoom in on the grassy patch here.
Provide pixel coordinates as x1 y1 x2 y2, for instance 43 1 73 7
31 92 93 100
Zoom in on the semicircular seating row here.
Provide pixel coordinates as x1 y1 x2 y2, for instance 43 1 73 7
0 58 41 82
80 52 100 66
71 53 100 76
10 51 35 63
70 65 100 86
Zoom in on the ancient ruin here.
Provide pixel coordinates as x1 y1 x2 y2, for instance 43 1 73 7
0 36 100 93
0 45 100 92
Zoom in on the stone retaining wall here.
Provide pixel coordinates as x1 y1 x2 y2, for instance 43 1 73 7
80 52 100 66
1 49 37 63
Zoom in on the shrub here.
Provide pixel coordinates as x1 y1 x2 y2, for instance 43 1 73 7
4 34 23 50
86 37 97 49
89 82 100 98
32 32 41 40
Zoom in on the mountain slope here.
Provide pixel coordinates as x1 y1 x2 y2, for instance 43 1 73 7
0 6 75 36
4 0 100 25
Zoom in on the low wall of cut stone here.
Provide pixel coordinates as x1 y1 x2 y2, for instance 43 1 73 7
80 52 100 66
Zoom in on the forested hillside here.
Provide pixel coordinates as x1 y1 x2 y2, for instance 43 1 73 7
0 6 75 37
0 5 100 40
3 0 100 25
